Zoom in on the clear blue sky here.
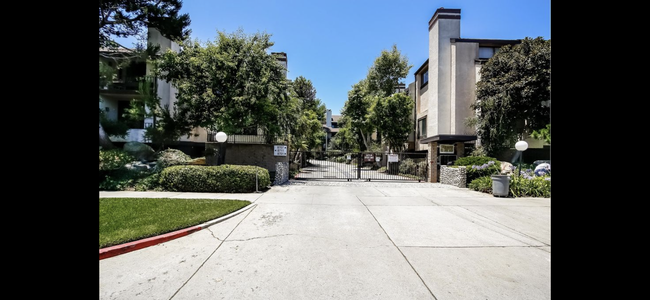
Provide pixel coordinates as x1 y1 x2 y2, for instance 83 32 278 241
115 0 550 115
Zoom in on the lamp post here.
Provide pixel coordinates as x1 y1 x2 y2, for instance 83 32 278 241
515 140 528 178
215 131 228 165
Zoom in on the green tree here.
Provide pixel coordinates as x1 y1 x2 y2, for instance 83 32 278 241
339 44 412 151
155 30 293 140
124 76 193 150
366 44 412 97
99 0 191 48
470 37 551 156
371 93 414 152
289 76 326 151
293 76 326 121
341 79 375 150
99 0 191 149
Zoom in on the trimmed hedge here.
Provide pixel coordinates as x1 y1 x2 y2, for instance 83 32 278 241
159 165 270 193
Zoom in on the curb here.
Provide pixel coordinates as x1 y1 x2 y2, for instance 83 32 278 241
99 203 257 260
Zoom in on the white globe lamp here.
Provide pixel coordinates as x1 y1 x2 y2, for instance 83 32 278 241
515 140 528 151
215 131 228 143
515 140 528 179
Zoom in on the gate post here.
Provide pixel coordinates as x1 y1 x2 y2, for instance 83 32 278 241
357 153 362 180
428 142 438 183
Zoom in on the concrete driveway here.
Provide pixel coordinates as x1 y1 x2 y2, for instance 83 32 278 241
99 181 550 299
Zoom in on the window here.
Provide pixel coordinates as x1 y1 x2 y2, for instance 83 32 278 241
421 70 429 87
479 47 496 59
417 117 427 139
439 144 455 154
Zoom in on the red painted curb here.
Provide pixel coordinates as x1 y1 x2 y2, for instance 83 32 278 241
100 225 202 260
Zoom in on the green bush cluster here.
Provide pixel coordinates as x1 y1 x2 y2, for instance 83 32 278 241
468 176 492 193
99 149 139 190
454 156 501 184
399 158 427 177
155 148 191 170
468 175 551 198
99 148 190 191
99 149 135 171
510 176 551 198
159 165 270 193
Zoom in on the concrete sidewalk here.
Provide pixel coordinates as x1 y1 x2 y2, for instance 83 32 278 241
99 183 550 299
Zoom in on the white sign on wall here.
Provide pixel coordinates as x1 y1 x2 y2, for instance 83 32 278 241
387 154 399 162
274 145 287 156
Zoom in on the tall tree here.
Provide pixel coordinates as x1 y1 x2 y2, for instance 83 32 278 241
470 37 551 156
340 44 412 151
99 0 191 48
293 76 324 118
371 93 414 152
366 44 412 97
287 76 326 151
155 30 293 140
99 0 191 149
341 79 375 150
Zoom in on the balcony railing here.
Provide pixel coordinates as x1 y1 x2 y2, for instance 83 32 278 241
206 131 287 144
99 78 153 92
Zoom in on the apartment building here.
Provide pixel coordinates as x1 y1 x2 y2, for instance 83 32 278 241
408 8 521 182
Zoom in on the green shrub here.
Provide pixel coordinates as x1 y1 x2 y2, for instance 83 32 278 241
155 148 191 170
510 176 551 198
99 149 135 171
468 176 493 193
133 172 162 191
100 149 138 190
454 156 501 185
159 165 271 193
399 158 416 174
453 156 499 168
398 158 427 177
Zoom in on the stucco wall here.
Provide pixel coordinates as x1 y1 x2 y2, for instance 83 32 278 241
428 14 460 137
451 42 479 135
222 144 290 173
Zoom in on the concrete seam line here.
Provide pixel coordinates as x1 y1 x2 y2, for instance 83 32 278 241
169 204 258 300
359 193 439 300
99 202 257 260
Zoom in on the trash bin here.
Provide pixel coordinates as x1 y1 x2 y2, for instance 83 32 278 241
491 175 510 197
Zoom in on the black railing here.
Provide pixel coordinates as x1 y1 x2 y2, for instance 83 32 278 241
206 131 287 144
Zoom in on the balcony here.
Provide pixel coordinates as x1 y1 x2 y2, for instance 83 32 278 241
99 78 153 94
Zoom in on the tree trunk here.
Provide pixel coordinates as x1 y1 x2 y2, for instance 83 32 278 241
99 121 115 149
359 128 370 151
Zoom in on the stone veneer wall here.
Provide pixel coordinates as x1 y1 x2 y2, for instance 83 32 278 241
440 166 466 188
274 162 289 185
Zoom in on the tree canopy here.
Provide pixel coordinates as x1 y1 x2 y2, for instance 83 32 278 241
154 30 294 140
471 37 551 156
288 76 326 151
99 0 191 48
336 44 412 151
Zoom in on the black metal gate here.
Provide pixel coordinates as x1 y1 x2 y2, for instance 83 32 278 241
289 151 428 182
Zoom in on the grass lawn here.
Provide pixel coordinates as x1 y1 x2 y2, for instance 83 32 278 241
99 198 250 249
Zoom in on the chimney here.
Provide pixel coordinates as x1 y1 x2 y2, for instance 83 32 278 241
272 52 288 78
326 109 332 128
428 8 461 30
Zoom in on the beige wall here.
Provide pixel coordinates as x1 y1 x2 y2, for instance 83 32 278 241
428 14 460 138
451 41 479 136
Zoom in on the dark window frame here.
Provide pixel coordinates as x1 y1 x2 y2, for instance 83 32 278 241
417 116 427 139
421 70 429 88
